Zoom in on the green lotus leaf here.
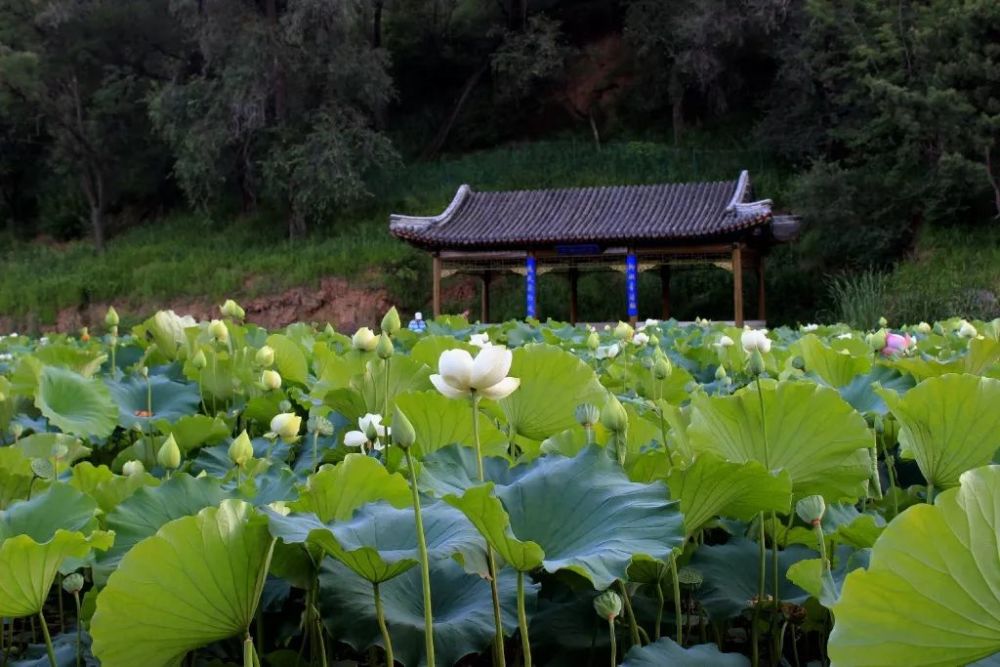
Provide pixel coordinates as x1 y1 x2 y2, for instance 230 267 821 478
829 465 1000 667
0 446 34 509
691 538 813 620
966 336 1000 375
499 344 607 440
838 365 914 414
621 638 750 666
291 454 411 522
69 461 155 514
667 452 793 535
266 333 310 385
91 499 275 667
877 373 1000 490
408 335 476 369
318 556 535 667
267 499 486 582
793 334 871 388
154 414 231 452
32 344 107 377
0 529 114 617
34 366 118 439
0 482 102 542
418 445 529 498
353 355 433 417
689 379 873 501
106 375 200 429
786 545 869 608
889 354 965 382
820 503 885 549
94 473 227 583
15 432 91 466
447 446 684 588
393 390 509 457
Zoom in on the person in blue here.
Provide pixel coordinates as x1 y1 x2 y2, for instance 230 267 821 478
408 311 427 333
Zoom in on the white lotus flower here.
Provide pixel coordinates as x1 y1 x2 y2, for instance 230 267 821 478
916 322 932 334
430 346 520 401
715 335 735 348
741 329 772 354
352 327 378 351
958 320 978 338
343 430 368 448
836 332 853 340
596 343 620 360
344 413 390 454
640 318 660 330
632 332 649 346
154 310 196 345
269 413 302 442
261 370 282 391
801 323 819 332
469 333 491 348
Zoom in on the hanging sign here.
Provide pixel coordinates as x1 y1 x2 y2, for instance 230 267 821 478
626 253 639 319
526 255 538 319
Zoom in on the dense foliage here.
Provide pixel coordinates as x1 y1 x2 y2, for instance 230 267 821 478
1 301 999 665
1 1 997 265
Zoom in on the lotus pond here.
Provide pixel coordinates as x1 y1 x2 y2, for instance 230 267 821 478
1 306 999 667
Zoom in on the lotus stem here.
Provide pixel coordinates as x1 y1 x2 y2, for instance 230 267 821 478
383 357 391 447
243 634 254 667
109 336 116 374
878 431 899 518
373 582 395 667
57 575 65 633
403 448 436 667
617 580 640 647
312 431 319 471
38 611 56 667
517 571 532 667
72 591 82 667
654 572 664 640
1 616 7 667
669 553 682 646
771 510 780 613
926 481 936 504
472 396 506 667
752 514 765 667
607 617 617 667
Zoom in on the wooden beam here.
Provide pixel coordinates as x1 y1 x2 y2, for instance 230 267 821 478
732 244 744 327
432 254 442 318
660 264 671 319
480 271 491 323
568 267 579 325
756 256 766 323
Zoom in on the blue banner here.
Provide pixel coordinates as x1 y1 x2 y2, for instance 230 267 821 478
526 255 537 318
626 254 639 318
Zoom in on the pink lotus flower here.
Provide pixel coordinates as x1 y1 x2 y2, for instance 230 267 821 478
881 332 912 357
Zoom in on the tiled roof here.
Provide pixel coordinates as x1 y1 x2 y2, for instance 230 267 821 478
390 170 774 249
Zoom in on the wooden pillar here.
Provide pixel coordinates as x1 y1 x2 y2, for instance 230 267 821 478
660 264 671 319
625 251 639 326
480 271 492 323
432 254 442 318
568 267 579 325
756 255 766 323
732 243 744 327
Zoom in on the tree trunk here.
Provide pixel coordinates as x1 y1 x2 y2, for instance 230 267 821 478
669 68 685 146
288 209 306 240
420 61 490 160
80 167 106 253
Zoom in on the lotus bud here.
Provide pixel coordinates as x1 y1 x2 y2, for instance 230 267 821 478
255 345 275 368
229 430 254 467
220 299 245 320
796 495 826 526
191 349 208 370
649 334 659 347
958 320 978 338
747 350 766 377
209 319 229 344
714 365 728 382
62 573 85 595
352 327 378 352
600 394 628 433
363 418 380 442
613 321 634 341
878 316 888 328
381 306 402 335
593 590 623 621
324 323 336 336
586 331 600 350
392 406 416 450
916 321 931 334
122 460 145 477
376 333 394 360
270 412 302 442
140 365 149 379
262 370 282 391
105 306 120 327
652 354 672 381
157 434 181 470
866 329 887 352
80 327 90 343
575 403 600 428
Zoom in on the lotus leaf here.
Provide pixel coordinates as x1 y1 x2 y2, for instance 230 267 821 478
35 366 118 438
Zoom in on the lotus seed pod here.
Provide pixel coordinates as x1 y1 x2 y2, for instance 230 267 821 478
352 327 378 352
220 299 245 320
796 495 826 526
122 460 145 477
157 434 182 470
586 331 600 350
381 306 402 335
600 394 629 433
392 406 416 450
262 370 282 391
593 590 623 620
31 458 54 479
105 306 120 327
191 349 208 370
575 403 600 428
209 319 229 344
375 333 394 360
747 349 766 377
229 430 254 467
311 414 334 437
62 573 85 594
714 365 728 381
255 345 275 368
652 355 672 380
677 566 704 586
613 321 634 341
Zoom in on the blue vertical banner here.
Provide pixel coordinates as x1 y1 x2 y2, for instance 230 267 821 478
626 253 639 319
525 255 538 319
